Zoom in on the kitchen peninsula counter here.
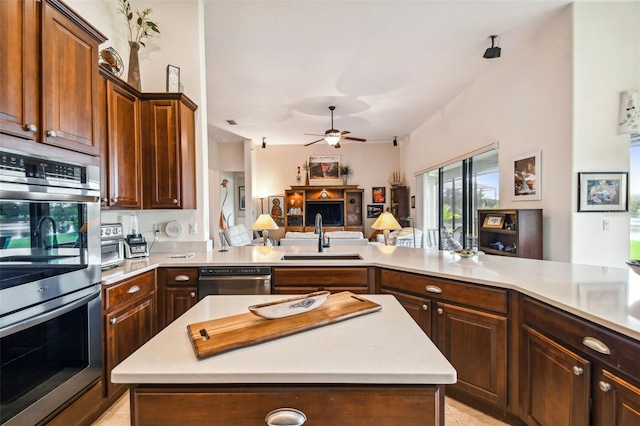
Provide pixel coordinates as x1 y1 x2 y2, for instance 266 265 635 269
111 294 455 425
102 245 640 342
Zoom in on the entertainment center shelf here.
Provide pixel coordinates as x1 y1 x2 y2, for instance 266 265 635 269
284 186 364 233
477 208 542 259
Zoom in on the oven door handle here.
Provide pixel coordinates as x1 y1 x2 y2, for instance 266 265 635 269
0 287 101 338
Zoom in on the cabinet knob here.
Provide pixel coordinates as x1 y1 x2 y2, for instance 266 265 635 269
101 198 108 203
190 292 196 298
175 275 190 282
172 199 178 204
598 381 612 392
110 318 117 324
422 304 429 311
425 285 442 294
111 197 118 203
437 308 443 315
572 366 584 376
264 408 307 426
46 130 57 138
24 124 38 133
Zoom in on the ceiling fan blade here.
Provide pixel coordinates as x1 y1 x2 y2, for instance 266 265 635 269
334 142 341 148
342 136 366 142
304 133 325 137
340 130 351 135
304 138 324 146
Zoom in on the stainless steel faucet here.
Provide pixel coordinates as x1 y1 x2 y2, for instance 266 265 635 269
35 216 58 249
314 213 330 252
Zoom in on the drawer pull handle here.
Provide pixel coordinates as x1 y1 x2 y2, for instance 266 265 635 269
422 304 429 311
264 408 307 426
582 337 610 355
599 381 612 392
110 318 117 324
425 285 442 294
175 275 190 282
572 366 584 376
127 285 141 294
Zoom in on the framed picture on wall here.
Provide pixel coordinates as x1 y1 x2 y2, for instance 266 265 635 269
238 186 245 211
268 196 285 226
308 155 340 182
577 172 628 212
367 204 383 219
372 187 386 203
512 150 541 201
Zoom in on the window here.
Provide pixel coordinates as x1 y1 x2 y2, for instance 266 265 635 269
422 148 499 250
631 134 640 258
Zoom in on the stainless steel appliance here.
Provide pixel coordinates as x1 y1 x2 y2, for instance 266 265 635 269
198 266 272 298
101 223 124 269
0 148 102 425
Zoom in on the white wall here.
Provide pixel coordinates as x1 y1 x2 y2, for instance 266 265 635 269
571 1 640 268
403 6 574 261
255 142 401 240
68 0 211 251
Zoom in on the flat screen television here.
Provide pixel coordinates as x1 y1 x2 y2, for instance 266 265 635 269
305 201 344 226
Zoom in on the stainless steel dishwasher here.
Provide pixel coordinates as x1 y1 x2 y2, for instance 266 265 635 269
198 266 272 299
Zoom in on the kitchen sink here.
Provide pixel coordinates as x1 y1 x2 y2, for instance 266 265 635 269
280 253 363 261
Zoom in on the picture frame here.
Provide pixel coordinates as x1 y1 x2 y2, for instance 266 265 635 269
166 64 180 92
512 150 541 201
367 204 383 219
268 196 285 226
238 186 245 211
578 172 628 212
482 215 505 229
308 155 340 183
372 187 386 203
410 195 415 209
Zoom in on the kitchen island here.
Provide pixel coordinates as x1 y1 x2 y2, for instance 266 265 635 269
111 294 456 425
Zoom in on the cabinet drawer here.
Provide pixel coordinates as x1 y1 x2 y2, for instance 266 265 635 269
522 297 640 381
133 384 441 425
273 267 370 287
104 270 155 311
379 269 507 314
159 268 198 285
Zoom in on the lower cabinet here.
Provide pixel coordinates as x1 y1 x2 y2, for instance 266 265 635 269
381 289 432 338
272 267 372 294
592 369 640 426
103 270 156 397
157 267 198 330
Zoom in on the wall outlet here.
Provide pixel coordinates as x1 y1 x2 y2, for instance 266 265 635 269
189 223 197 234
602 219 610 231
153 223 161 232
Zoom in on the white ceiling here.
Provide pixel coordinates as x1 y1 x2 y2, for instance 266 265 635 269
204 0 571 146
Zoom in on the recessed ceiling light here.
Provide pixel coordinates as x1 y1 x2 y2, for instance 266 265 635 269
226 120 237 125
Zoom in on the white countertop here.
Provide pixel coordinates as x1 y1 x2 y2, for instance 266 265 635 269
102 245 640 342
111 294 457 385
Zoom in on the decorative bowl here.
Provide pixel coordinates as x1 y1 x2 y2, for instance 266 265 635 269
248 291 330 319
626 260 640 276
453 249 477 258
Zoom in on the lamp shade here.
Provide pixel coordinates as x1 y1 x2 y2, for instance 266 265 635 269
252 214 279 231
618 90 640 134
371 212 402 231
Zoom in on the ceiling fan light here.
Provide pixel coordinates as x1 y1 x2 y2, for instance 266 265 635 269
325 135 340 145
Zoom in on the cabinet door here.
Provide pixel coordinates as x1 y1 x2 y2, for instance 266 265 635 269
41 2 100 155
381 289 432 338
163 286 197 327
436 302 507 407
521 326 590 426
105 294 155 397
0 0 39 140
105 81 142 208
143 99 196 209
592 369 640 426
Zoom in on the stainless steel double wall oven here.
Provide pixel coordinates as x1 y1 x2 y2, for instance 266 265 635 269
0 148 102 425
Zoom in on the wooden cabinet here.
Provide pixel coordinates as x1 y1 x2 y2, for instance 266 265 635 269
141 94 197 209
477 209 542 259
390 186 409 227
521 296 640 425
0 0 105 157
284 186 364 233
99 72 143 209
103 270 156 397
272 267 372 294
378 268 508 409
157 267 198 330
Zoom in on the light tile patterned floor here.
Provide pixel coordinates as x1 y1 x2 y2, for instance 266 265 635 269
92 391 510 425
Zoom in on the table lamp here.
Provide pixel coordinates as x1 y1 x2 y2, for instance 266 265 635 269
371 212 402 245
251 214 279 246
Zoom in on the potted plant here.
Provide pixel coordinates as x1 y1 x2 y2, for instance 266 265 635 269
340 163 354 185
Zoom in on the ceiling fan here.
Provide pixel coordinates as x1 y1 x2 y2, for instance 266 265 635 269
304 106 366 148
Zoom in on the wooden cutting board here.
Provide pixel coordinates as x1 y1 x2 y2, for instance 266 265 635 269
187 291 381 359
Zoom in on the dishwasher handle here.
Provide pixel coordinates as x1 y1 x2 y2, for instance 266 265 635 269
199 275 271 281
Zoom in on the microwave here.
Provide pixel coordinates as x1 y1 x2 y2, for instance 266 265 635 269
101 223 124 270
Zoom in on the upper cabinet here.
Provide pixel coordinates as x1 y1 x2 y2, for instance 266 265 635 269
0 0 106 157
141 94 197 209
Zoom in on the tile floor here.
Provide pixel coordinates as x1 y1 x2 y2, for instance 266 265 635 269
92 391 510 425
